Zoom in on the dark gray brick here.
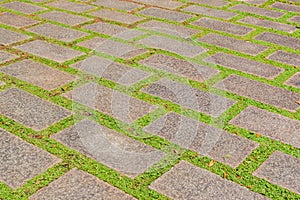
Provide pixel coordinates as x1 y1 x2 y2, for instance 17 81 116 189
188 0 229 7
0 28 30 45
0 60 78 90
288 15 300 23
38 11 91 26
0 88 71 131
272 2 300 13
16 40 85 63
138 7 193 22
268 50 300 67
0 128 61 189
255 32 300 50
199 33 267 55
130 0 183 9
192 17 253 35
230 4 284 18
214 75 300 112
204 52 283 79
183 5 237 19
0 50 17 63
47 0 95 12
230 106 300 148
93 0 141 11
90 9 144 24
285 72 300 88
30 168 136 199
1 2 46 14
52 119 164 178
140 54 219 81
253 151 300 194
0 12 39 28
150 161 268 200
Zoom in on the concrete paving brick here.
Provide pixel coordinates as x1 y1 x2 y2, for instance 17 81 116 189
139 35 206 57
0 28 30 45
183 5 237 19
255 32 300 50
199 33 267 55
268 50 300 67
52 119 164 178
1 2 46 14
16 40 85 63
142 78 236 117
188 0 229 7
0 88 71 131
285 72 300 88
131 0 183 9
253 151 300 194
0 50 17 64
0 60 77 90
150 161 268 200
238 16 297 33
144 112 258 168
71 56 150 86
272 2 300 13
0 12 39 28
140 54 219 81
28 23 88 42
47 0 95 12
62 82 156 123
38 11 91 26
0 128 61 189
214 75 300 112
192 17 253 35
30 168 136 199
230 106 300 148
93 0 141 11
90 9 144 24
138 7 193 22
230 4 284 18
288 15 300 23
239 0 267 5
204 52 283 79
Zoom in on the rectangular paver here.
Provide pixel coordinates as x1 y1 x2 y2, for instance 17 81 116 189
47 0 95 12
38 11 91 26
188 0 229 7
0 50 17 64
288 15 300 23
138 7 193 22
90 9 144 24
130 0 183 9
272 2 300 13
285 72 300 88
230 4 284 18
93 0 141 11
239 0 267 5
183 5 237 19
255 32 300 50
0 12 39 28
1 2 46 14
0 28 30 45
268 50 300 67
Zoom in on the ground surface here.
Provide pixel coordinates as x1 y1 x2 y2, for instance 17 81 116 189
0 0 299 199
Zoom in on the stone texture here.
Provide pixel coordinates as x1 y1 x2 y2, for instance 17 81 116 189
90 9 144 24
62 82 156 123
199 33 267 55
239 0 267 5
0 28 30 45
142 78 235 117
238 16 297 33
139 35 206 57
71 56 150 86
183 5 237 19
38 11 91 26
0 50 17 64
150 161 268 200
47 0 95 12
272 2 300 13
1 2 46 14
28 23 88 42
192 17 253 36
0 60 77 90
0 88 71 131
285 72 300 88
0 12 39 28
255 32 300 50
16 40 85 63
188 0 229 7
288 16 300 23
138 7 193 22
140 54 219 81
94 0 141 11
268 50 300 67
130 0 183 9
144 112 258 168
214 75 300 112
52 119 164 178
30 168 136 199
0 128 61 189
253 151 300 195
230 106 300 148
230 4 284 18
204 52 283 79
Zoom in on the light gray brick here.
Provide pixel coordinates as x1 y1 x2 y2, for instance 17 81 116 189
138 7 193 22
255 32 300 50
0 28 30 45
188 0 229 7
93 0 141 11
272 2 300 13
1 2 46 14
0 12 39 28
0 50 18 64
38 11 91 26
230 4 284 18
90 9 144 24
285 72 300 88
268 50 300 67
183 5 237 19
47 0 95 12
131 0 183 9
288 15 300 23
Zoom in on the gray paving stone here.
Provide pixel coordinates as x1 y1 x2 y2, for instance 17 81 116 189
142 78 236 117
253 151 300 195
192 17 253 36
62 82 156 123
90 9 144 24
27 23 88 42
285 72 300 88
204 52 283 79
0 88 71 131
199 33 267 55
272 2 300 13
139 35 206 57
144 112 258 168
150 161 268 200
183 5 237 19
130 0 183 9
38 11 91 26
230 106 300 148
138 7 193 22
188 0 229 7
30 168 136 200
0 12 39 28
239 0 267 5
1 2 46 14
52 119 164 178
0 60 77 90
93 0 141 11
288 15 300 23
238 16 297 33
0 28 30 45
71 56 151 86
255 32 300 50
47 0 95 12
0 128 61 189
140 54 219 81
214 75 300 112
0 50 17 64
16 40 85 63
230 4 284 18
268 50 300 67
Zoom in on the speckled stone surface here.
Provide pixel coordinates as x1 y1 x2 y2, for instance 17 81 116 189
38 11 91 26
230 4 284 18
93 0 141 11
0 28 31 45
285 72 300 89
47 0 95 12
138 7 193 22
183 5 237 19
1 2 46 14
268 50 300 67
188 0 229 7
271 2 300 13
90 9 144 24
255 32 300 50
131 0 183 9
0 50 18 64
0 12 39 28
